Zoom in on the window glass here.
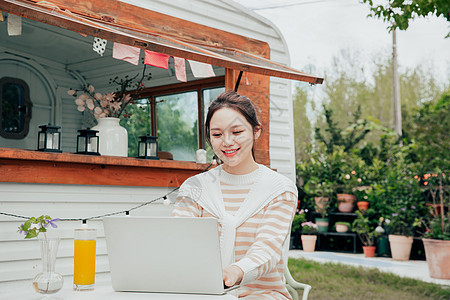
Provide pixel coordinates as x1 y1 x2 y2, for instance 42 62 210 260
203 87 225 161
156 91 198 161
0 78 31 139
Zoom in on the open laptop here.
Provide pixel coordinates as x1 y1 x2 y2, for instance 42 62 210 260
103 216 238 295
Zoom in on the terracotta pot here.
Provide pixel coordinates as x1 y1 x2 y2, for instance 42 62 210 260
363 246 376 257
301 235 317 252
335 224 349 233
315 217 329 233
388 235 413 261
357 201 369 212
423 238 450 279
337 194 356 213
314 197 329 210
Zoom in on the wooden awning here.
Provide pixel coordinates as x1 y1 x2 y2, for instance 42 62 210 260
1 0 324 84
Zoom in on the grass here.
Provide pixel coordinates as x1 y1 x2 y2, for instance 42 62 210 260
288 258 450 300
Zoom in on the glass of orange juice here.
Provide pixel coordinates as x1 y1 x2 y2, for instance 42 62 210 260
73 224 96 291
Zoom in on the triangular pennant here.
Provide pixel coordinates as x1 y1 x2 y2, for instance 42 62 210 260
7 13 22 36
0 12 4 22
144 50 169 69
174 57 187 82
93 37 107 56
113 42 140 66
188 60 215 78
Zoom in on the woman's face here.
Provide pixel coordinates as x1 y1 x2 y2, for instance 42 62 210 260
209 107 260 173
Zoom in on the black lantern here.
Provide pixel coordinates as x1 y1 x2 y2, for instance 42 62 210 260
137 135 159 160
76 128 100 156
37 124 62 153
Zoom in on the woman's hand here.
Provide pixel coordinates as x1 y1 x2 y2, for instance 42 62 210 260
223 265 244 287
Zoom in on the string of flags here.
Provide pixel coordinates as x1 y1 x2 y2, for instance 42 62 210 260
2 12 216 82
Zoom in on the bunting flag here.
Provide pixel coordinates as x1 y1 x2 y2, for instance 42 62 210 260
0 12 4 22
7 13 22 36
188 60 215 78
112 42 140 65
93 37 107 56
174 57 187 82
144 50 169 69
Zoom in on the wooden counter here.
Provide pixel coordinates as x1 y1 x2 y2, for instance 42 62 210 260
0 148 214 187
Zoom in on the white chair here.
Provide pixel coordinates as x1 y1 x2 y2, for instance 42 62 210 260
284 261 311 300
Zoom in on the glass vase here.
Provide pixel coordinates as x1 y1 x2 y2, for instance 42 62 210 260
33 237 64 297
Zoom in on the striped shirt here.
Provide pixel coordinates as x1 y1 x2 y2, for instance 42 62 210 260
173 168 297 299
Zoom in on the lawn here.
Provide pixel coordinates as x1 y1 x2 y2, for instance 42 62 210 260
288 258 450 300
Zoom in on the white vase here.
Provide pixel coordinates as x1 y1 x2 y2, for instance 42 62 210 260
91 117 128 157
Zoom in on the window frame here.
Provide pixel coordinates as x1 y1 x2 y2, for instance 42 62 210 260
137 76 225 150
0 77 32 139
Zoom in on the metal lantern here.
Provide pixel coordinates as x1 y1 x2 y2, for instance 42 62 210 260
76 128 100 156
37 124 62 153
137 135 159 160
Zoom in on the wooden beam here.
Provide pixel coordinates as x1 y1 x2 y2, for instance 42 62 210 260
0 148 213 187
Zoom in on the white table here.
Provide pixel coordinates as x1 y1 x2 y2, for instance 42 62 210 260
0 276 237 300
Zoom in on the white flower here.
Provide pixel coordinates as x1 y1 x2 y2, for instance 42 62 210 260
88 85 95 93
75 98 84 106
94 93 103 100
357 178 362 183
77 105 85 112
86 99 95 110
94 107 103 114
345 174 350 180
67 89 76 96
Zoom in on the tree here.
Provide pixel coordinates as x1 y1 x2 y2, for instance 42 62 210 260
362 0 450 37
293 85 314 162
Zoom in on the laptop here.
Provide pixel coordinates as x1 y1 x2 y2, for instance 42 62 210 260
103 216 238 295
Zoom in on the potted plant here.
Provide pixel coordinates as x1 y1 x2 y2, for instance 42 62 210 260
354 185 372 212
304 177 333 212
335 221 351 233
421 173 450 279
337 172 359 212
314 198 331 233
352 211 379 257
301 222 318 252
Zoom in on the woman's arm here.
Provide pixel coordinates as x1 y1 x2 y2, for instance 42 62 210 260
232 191 297 285
172 196 203 217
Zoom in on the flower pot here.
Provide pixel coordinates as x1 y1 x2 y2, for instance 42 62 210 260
337 194 356 213
315 217 329 233
91 117 128 156
363 246 376 257
335 224 349 233
301 235 317 252
423 238 450 279
314 197 329 211
357 201 369 212
388 234 413 261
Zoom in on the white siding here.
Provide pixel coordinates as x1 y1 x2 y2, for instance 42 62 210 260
0 183 174 284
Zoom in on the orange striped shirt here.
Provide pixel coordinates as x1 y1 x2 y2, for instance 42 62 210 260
173 169 297 299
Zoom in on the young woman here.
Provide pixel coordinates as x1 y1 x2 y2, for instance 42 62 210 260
172 91 298 299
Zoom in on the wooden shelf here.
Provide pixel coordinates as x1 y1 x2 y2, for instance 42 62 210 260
0 148 215 187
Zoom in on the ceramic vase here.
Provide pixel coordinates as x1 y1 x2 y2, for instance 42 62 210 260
388 234 413 261
91 117 128 156
423 238 450 279
301 235 317 252
32 237 64 295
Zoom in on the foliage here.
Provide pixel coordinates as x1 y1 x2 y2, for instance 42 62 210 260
335 221 352 227
17 215 59 239
292 210 307 234
315 105 371 154
304 177 333 198
352 210 379 246
301 222 318 235
361 0 450 38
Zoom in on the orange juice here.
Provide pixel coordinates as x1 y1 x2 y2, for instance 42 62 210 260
74 239 96 285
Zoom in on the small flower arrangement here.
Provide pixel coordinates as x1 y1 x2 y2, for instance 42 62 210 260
301 221 318 235
68 72 151 119
17 215 60 239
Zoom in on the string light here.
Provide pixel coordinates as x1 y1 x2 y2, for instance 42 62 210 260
0 159 215 222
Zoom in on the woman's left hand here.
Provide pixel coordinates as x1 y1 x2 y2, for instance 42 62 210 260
223 265 244 287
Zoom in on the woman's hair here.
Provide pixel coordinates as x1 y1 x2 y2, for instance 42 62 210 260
205 91 261 159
